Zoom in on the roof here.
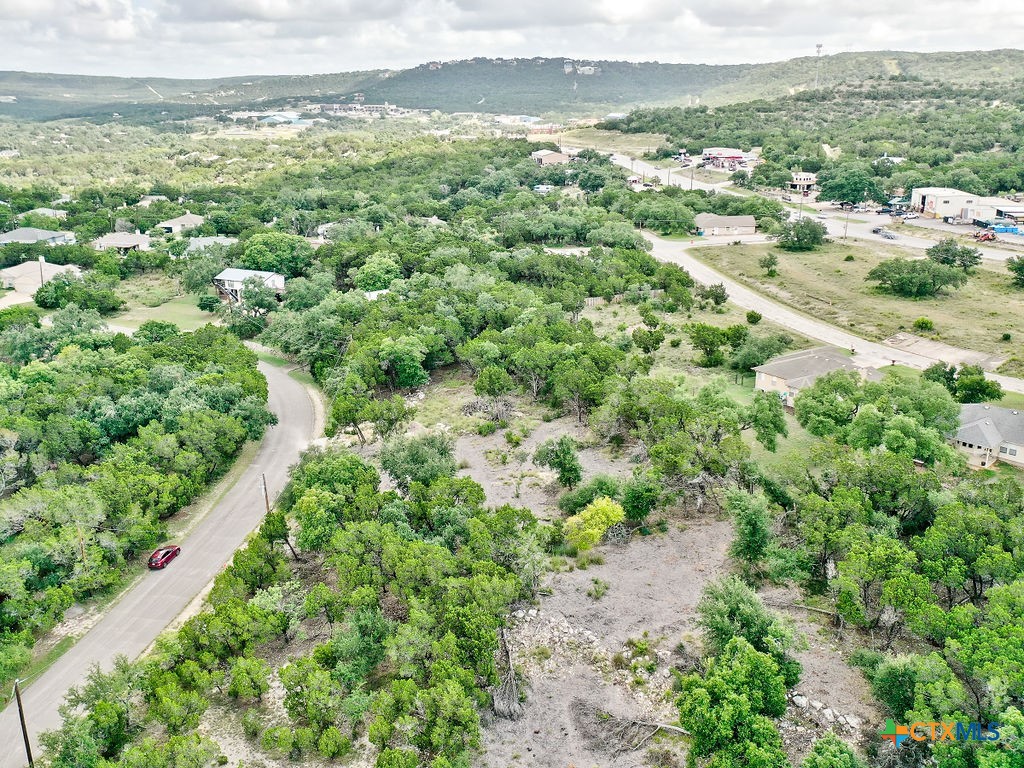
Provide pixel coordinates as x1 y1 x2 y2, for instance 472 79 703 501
20 207 66 217
531 149 557 157
185 236 237 252
956 404 1024 448
0 227 70 243
157 213 205 228
214 268 283 282
694 213 757 228
753 346 879 384
94 232 150 247
912 187 971 197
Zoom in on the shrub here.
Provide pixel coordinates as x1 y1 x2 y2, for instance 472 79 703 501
912 317 934 331
533 436 583 488
1001 332 1012 341
745 310 762 325
563 497 625 551
802 732 865 768
318 726 352 758
198 295 220 312
241 709 262 740
621 474 662 523
476 421 497 436
669 337 682 348
843 254 855 261
557 475 622 515
380 433 457 493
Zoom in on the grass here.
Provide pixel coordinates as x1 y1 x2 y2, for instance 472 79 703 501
690 241 1024 366
113 276 212 331
532 127 669 156
0 635 76 703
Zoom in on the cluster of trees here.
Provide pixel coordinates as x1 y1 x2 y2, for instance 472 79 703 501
42 445 547 768
0 317 274 686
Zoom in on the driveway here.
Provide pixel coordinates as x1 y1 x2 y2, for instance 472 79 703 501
0 358 319 768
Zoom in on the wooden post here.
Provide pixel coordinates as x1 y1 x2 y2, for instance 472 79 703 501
261 473 271 514
14 680 34 767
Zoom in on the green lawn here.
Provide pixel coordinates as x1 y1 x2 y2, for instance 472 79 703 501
112 275 213 331
690 242 1024 369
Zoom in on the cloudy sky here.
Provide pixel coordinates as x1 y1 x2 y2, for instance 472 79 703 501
1 0 1022 78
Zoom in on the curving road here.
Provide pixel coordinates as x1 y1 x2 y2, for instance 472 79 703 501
643 232 1024 396
0 358 318 768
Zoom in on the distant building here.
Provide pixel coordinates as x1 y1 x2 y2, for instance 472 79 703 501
694 213 756 236
0 227 76 246
701 147 757 170
533 184 555 194
156 212 205 234
137 195 169 208
953 404 1024 469
0 259 80 293
753 346 881 408
530 149 571 166
213 268 285 303
788 172 817 194
910 187 1023 221
185 236 237 254
18 207 68 220
93 232 151 252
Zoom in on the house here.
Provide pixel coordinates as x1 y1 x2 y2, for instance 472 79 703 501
137 195 169 208
952 404 1024 469
530 149 571 166
533 184 555 194
213 268 285 303
93 232 151 252
0 227 76 246
788 172 817 194
156 212 205 234
18 207 68 220
184 236 237 254
0 259 81 293
753 346 881 408
694 213 756 236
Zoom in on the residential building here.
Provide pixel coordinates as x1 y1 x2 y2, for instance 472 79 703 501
93 232 151 252
753 346 881 408
213 268 285 303
156 212 205 234
184 236 237 254
530 149 571 166
788 172 817 194
18 207 68 220
952 404 1024 469
137 194 169 208
694 213 756 236
0 259 81 293
0 227 76 246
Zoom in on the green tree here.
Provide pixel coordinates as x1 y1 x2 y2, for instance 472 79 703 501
533 436 583 488
621 473 662 523
927 238 982 272
380 433 457 493
728 491 773 575
241 232 314 277
775 219 828 251
563 496 625 551
228 656 271 701
1007 256 1024 288
474 365 514 399
802 732 864 768
353 254 402 291
866 258 967 297
632 326 666 354
685 323 729 366
817 166 886 204
759 253 779 277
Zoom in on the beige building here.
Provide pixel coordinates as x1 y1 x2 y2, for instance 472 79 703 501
530 149 571 166
694 213 756 236
93 232 152 252
953 404 1024 469
753 346 880 408
156 212 205 234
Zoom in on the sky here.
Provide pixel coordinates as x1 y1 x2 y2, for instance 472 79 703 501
1 0 1022 78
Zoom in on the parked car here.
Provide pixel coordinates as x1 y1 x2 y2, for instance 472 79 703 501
903 212 919 219
880 231 898 240
876 208 893 214
871 226 883 234
148 545 181 569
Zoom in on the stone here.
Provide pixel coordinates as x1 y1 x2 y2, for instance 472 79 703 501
792 695 809 708
811 700 824 710
514 610 526 619
846 715 863 730
823 708 836 723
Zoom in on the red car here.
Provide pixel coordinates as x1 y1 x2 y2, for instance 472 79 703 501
148 546 181 570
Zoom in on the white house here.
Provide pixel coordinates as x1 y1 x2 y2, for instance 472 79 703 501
952 404 1024 469
0 227 76 246
93 232 151 252
213 268 285 303
753 347 881 408
694 213 756 236
156 212 205 234
137 195 169 208
788 172 817 194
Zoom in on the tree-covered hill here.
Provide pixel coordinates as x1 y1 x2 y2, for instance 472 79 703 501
3 48 1024 121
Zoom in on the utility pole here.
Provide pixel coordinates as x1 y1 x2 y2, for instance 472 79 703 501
14 679 34 768
814 44 823 89
690 165 695 190
666 167 672 186
38 255 45 288
261 473 271 514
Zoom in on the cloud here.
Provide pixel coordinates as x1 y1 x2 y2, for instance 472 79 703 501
0 0 1021 78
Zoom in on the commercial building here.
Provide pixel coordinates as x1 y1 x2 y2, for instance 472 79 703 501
694 213 756 236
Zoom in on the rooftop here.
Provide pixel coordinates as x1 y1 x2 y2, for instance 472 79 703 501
753 346 879 383
0 227 70 243
956 404 1024 449
157 212 205 228
214 268 282 282
694 213 757 228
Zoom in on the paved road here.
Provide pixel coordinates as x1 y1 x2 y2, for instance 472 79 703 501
0 359 317 768
644 232 1024 396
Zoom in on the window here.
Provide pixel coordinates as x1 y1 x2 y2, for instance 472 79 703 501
1011 448 1019 456
1000 446 1008 453
942 200 950 204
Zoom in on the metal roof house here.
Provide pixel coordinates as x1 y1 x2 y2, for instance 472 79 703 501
213 268 285 303
694 213 756 236
93 232 151 252
0 227 76 246
753 346 881 408
156 212 205 234
953 404 1024 469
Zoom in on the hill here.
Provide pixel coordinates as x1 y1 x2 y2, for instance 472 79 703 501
1 49 1024 121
